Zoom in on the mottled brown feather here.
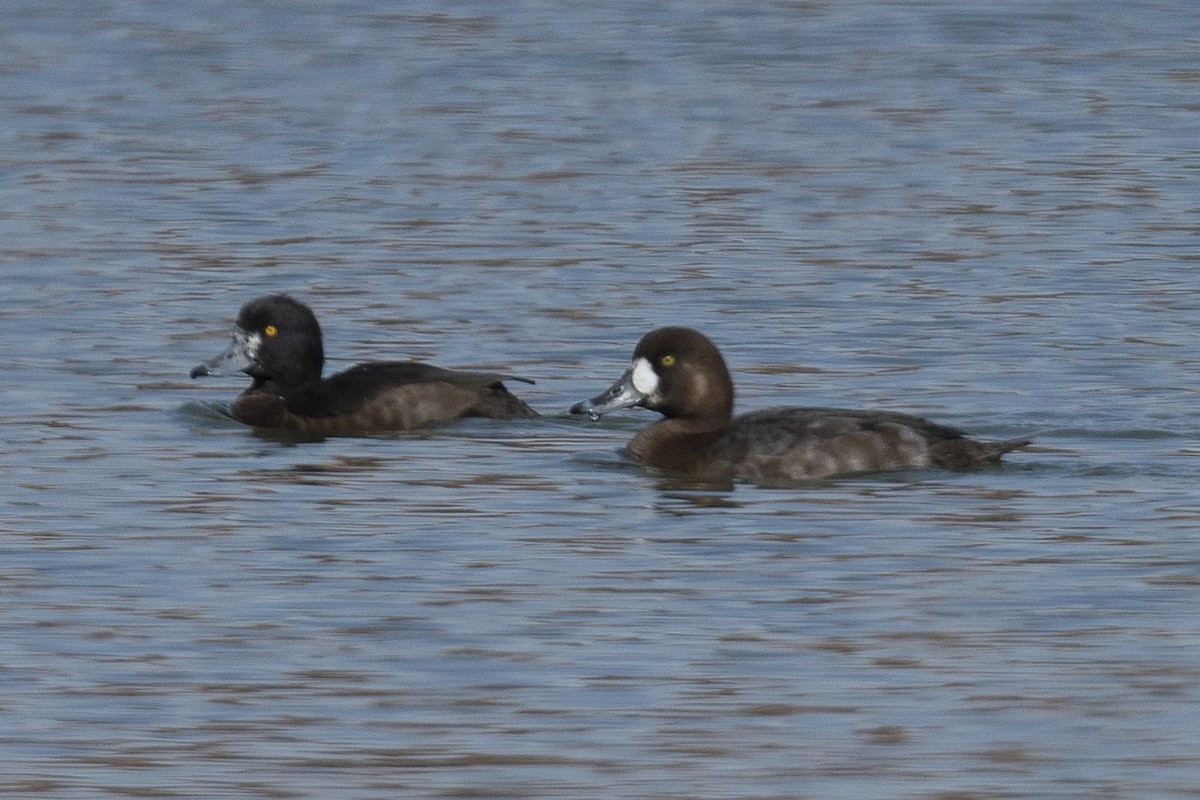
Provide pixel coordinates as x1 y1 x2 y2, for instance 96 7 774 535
576 327 1030 484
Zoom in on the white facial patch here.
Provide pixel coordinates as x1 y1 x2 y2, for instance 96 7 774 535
630 357 660 396
239 329 262 360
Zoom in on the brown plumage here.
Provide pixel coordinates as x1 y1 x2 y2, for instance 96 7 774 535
191 294 536 434
571 326 1029 484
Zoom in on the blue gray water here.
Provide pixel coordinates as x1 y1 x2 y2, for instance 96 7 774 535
2 1 1198 798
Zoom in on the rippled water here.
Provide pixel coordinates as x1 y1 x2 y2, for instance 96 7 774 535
2 1 1199 798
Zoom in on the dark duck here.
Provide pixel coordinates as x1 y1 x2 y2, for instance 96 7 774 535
570 326 1029 484
191 294 537 434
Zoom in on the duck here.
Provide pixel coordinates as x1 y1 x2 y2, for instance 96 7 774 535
190 294 537 434
569 326 1029 484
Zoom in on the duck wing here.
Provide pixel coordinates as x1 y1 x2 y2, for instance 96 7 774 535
284 362 536 424
708 407 1027 482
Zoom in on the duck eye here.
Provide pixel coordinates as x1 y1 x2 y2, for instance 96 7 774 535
264 325 278 337
659 354 675 368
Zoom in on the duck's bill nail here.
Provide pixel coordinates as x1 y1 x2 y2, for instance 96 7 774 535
568 367 646 417
190 331 254 379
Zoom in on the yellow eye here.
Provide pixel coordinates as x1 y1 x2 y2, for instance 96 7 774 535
264 325 278 337
659 354 675 368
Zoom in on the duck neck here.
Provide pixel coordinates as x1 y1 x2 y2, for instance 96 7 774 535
628 417 726 475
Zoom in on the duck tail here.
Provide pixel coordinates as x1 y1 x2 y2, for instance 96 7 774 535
931 437 1032 470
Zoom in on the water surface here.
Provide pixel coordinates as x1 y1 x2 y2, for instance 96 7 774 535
2 1 1199 798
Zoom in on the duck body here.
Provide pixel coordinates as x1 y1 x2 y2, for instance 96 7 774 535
191 294 536 434
570 327 1028 484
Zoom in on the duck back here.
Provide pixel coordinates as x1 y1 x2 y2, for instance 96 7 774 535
704 407 1029 483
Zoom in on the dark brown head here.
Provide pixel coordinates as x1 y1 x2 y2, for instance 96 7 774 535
570 326 735 426
190 294 325 395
